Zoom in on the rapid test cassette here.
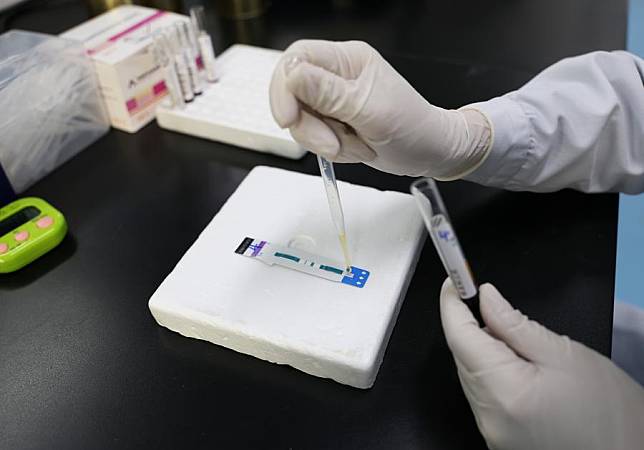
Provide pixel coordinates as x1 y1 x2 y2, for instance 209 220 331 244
156 44 306 159
235 237 370 288
148 166 426 389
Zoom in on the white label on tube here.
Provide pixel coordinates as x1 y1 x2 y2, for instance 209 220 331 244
184 50 203 95
431 214 477 299
174 56 194 102
198 34 218 82
164 65 184 108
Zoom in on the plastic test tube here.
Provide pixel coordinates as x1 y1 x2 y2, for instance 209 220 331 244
176 22 204 96
190 5 218 82
410 177 482 324
317 155 352 274
152 32 185 109
185 21 207 91
167 27 194 102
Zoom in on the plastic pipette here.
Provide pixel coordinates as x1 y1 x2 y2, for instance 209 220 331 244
410 177 482 324
317 155 352 274
281 55 352 273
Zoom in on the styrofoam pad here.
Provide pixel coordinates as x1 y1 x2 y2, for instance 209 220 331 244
149 166 426 388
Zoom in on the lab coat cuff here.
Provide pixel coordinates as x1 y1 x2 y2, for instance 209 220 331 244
462 95 533 187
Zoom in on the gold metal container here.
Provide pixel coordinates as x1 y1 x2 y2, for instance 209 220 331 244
84 0 180 15
216 0 268 20
85 0 132 15
136 0 180 11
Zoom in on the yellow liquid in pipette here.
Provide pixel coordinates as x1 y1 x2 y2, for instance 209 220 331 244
338 232 352 274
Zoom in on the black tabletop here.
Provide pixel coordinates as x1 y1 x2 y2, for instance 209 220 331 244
0 1 626 449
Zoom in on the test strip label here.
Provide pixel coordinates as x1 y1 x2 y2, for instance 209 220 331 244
235 237 254 254
431 215 477 298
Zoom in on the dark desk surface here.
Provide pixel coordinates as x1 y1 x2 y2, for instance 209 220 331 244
1 1 625 449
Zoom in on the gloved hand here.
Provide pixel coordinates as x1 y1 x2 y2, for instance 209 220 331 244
269 40 492 179
440 278 644 450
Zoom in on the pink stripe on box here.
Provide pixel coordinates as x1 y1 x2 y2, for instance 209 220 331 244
87 10 167 55
87 42 111 56
124 81 167 115
153 81 167 95
107 10 166 43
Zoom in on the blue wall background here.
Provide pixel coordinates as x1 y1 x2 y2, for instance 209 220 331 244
615 0 644 308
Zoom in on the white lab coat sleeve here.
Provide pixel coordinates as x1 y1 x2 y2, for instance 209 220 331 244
464 51 644 193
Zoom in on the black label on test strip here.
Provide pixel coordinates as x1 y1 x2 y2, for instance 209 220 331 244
235 237 254 254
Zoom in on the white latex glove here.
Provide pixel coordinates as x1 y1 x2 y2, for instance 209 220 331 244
269 40 492 179
440 278 644 450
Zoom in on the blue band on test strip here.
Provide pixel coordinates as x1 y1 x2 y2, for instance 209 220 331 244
342 267 370 288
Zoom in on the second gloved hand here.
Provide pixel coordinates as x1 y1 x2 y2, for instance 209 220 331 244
269 40 492 179
440 279 644 450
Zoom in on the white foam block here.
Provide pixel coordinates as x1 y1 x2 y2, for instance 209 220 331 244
148 166 426 388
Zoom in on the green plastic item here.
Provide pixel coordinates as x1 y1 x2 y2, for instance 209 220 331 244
0 197 67 273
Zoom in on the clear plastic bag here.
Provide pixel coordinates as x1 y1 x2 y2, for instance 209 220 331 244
0 30 109 194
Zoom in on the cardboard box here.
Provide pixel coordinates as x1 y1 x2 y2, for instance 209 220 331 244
61 6 189 133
